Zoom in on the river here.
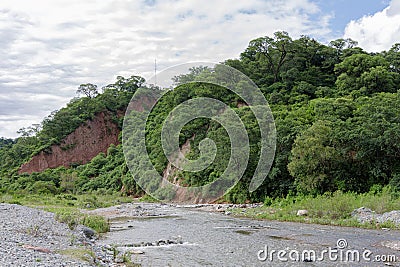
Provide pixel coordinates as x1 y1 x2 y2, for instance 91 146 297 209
91 203 400 266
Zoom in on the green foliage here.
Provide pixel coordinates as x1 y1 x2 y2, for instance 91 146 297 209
232 187 400 228
29 181 59 195
55 209 109 233
0 75 145 196
34 75 140 150
1 32 400 204
334 53 400 96
55 210 81 230
80 214 110 233
288 121 338 194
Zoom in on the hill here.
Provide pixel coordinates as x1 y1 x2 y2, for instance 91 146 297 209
1 32 400 202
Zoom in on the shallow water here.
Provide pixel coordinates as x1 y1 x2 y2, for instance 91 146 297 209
98 203 400 266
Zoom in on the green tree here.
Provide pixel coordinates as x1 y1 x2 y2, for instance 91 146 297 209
77 83 98 98
241 31 293 83
288 121 339 194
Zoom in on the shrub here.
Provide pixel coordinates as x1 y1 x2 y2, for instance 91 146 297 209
80 215 109 233
29 181 58 195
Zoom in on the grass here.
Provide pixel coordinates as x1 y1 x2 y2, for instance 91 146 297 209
0 192 145 266
0 192 133 233
230 187 400 229
80 214 110 233
0 192 133 209
1 188 399 230
59 248 96 264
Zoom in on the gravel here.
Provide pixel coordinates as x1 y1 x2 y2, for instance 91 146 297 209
351 207 400 225
0 203 96 267
4 203 397 266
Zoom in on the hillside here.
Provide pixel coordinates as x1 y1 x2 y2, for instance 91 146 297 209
19 111 120 174
0 32 400 203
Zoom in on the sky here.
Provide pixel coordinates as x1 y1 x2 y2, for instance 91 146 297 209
1 0 399 138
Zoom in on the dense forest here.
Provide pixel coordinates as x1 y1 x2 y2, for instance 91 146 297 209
1 31 400 203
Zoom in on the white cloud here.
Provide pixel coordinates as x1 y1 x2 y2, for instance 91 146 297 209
344 0 400 52
0 0 332 138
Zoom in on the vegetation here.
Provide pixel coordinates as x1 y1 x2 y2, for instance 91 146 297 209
0 32 399 224
0 192 132 232
0 75 145 197
230 186 400 229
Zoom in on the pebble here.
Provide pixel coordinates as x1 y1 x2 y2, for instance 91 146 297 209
0 203 137 267
351 207 400 225
0 203 93 267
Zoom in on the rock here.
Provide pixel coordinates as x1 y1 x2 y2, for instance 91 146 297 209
381 241 400 251
82 226 96 239
377 210 400 225
115 257 124 263
296 210 308 216
351 207 373 216
22 244 51 254
351 208 400 226
351 207 377 224
131 250 144 254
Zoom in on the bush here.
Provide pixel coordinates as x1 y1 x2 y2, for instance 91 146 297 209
80 215 110 233
55 209 109 233
55 210 80 230
29 181 58 195
82 195 102 208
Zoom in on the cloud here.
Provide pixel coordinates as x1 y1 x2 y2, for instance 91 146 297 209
343 0 400 52
0 0 332 138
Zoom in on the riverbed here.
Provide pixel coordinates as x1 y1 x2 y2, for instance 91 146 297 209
88 203 400 266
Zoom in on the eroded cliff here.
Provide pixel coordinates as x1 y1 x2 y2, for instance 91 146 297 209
19 112 120 174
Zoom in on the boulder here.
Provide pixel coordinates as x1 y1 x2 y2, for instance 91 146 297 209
296 210 308 216
351 207 377 224
82 226 96 239
351 207 373 217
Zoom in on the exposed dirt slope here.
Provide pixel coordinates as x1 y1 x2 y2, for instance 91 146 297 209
19 112 120 174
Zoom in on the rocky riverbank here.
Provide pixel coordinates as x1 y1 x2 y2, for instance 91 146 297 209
2 202 399 267
91 202 400 266
0 203 94 266
0 203 137 267
0 202 262 267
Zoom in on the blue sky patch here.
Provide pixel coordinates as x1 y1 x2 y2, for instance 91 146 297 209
314 0 389 35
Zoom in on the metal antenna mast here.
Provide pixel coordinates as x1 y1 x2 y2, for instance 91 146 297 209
154 58 157 87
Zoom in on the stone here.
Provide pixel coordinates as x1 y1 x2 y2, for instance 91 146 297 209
296 210 308 216
351 207 373 217
131 250 144 254
381 241 400 251
377 210 400 225
22 244 51 254
82 226 96 239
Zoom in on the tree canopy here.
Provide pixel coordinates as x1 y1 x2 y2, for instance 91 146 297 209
1 32 399 203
